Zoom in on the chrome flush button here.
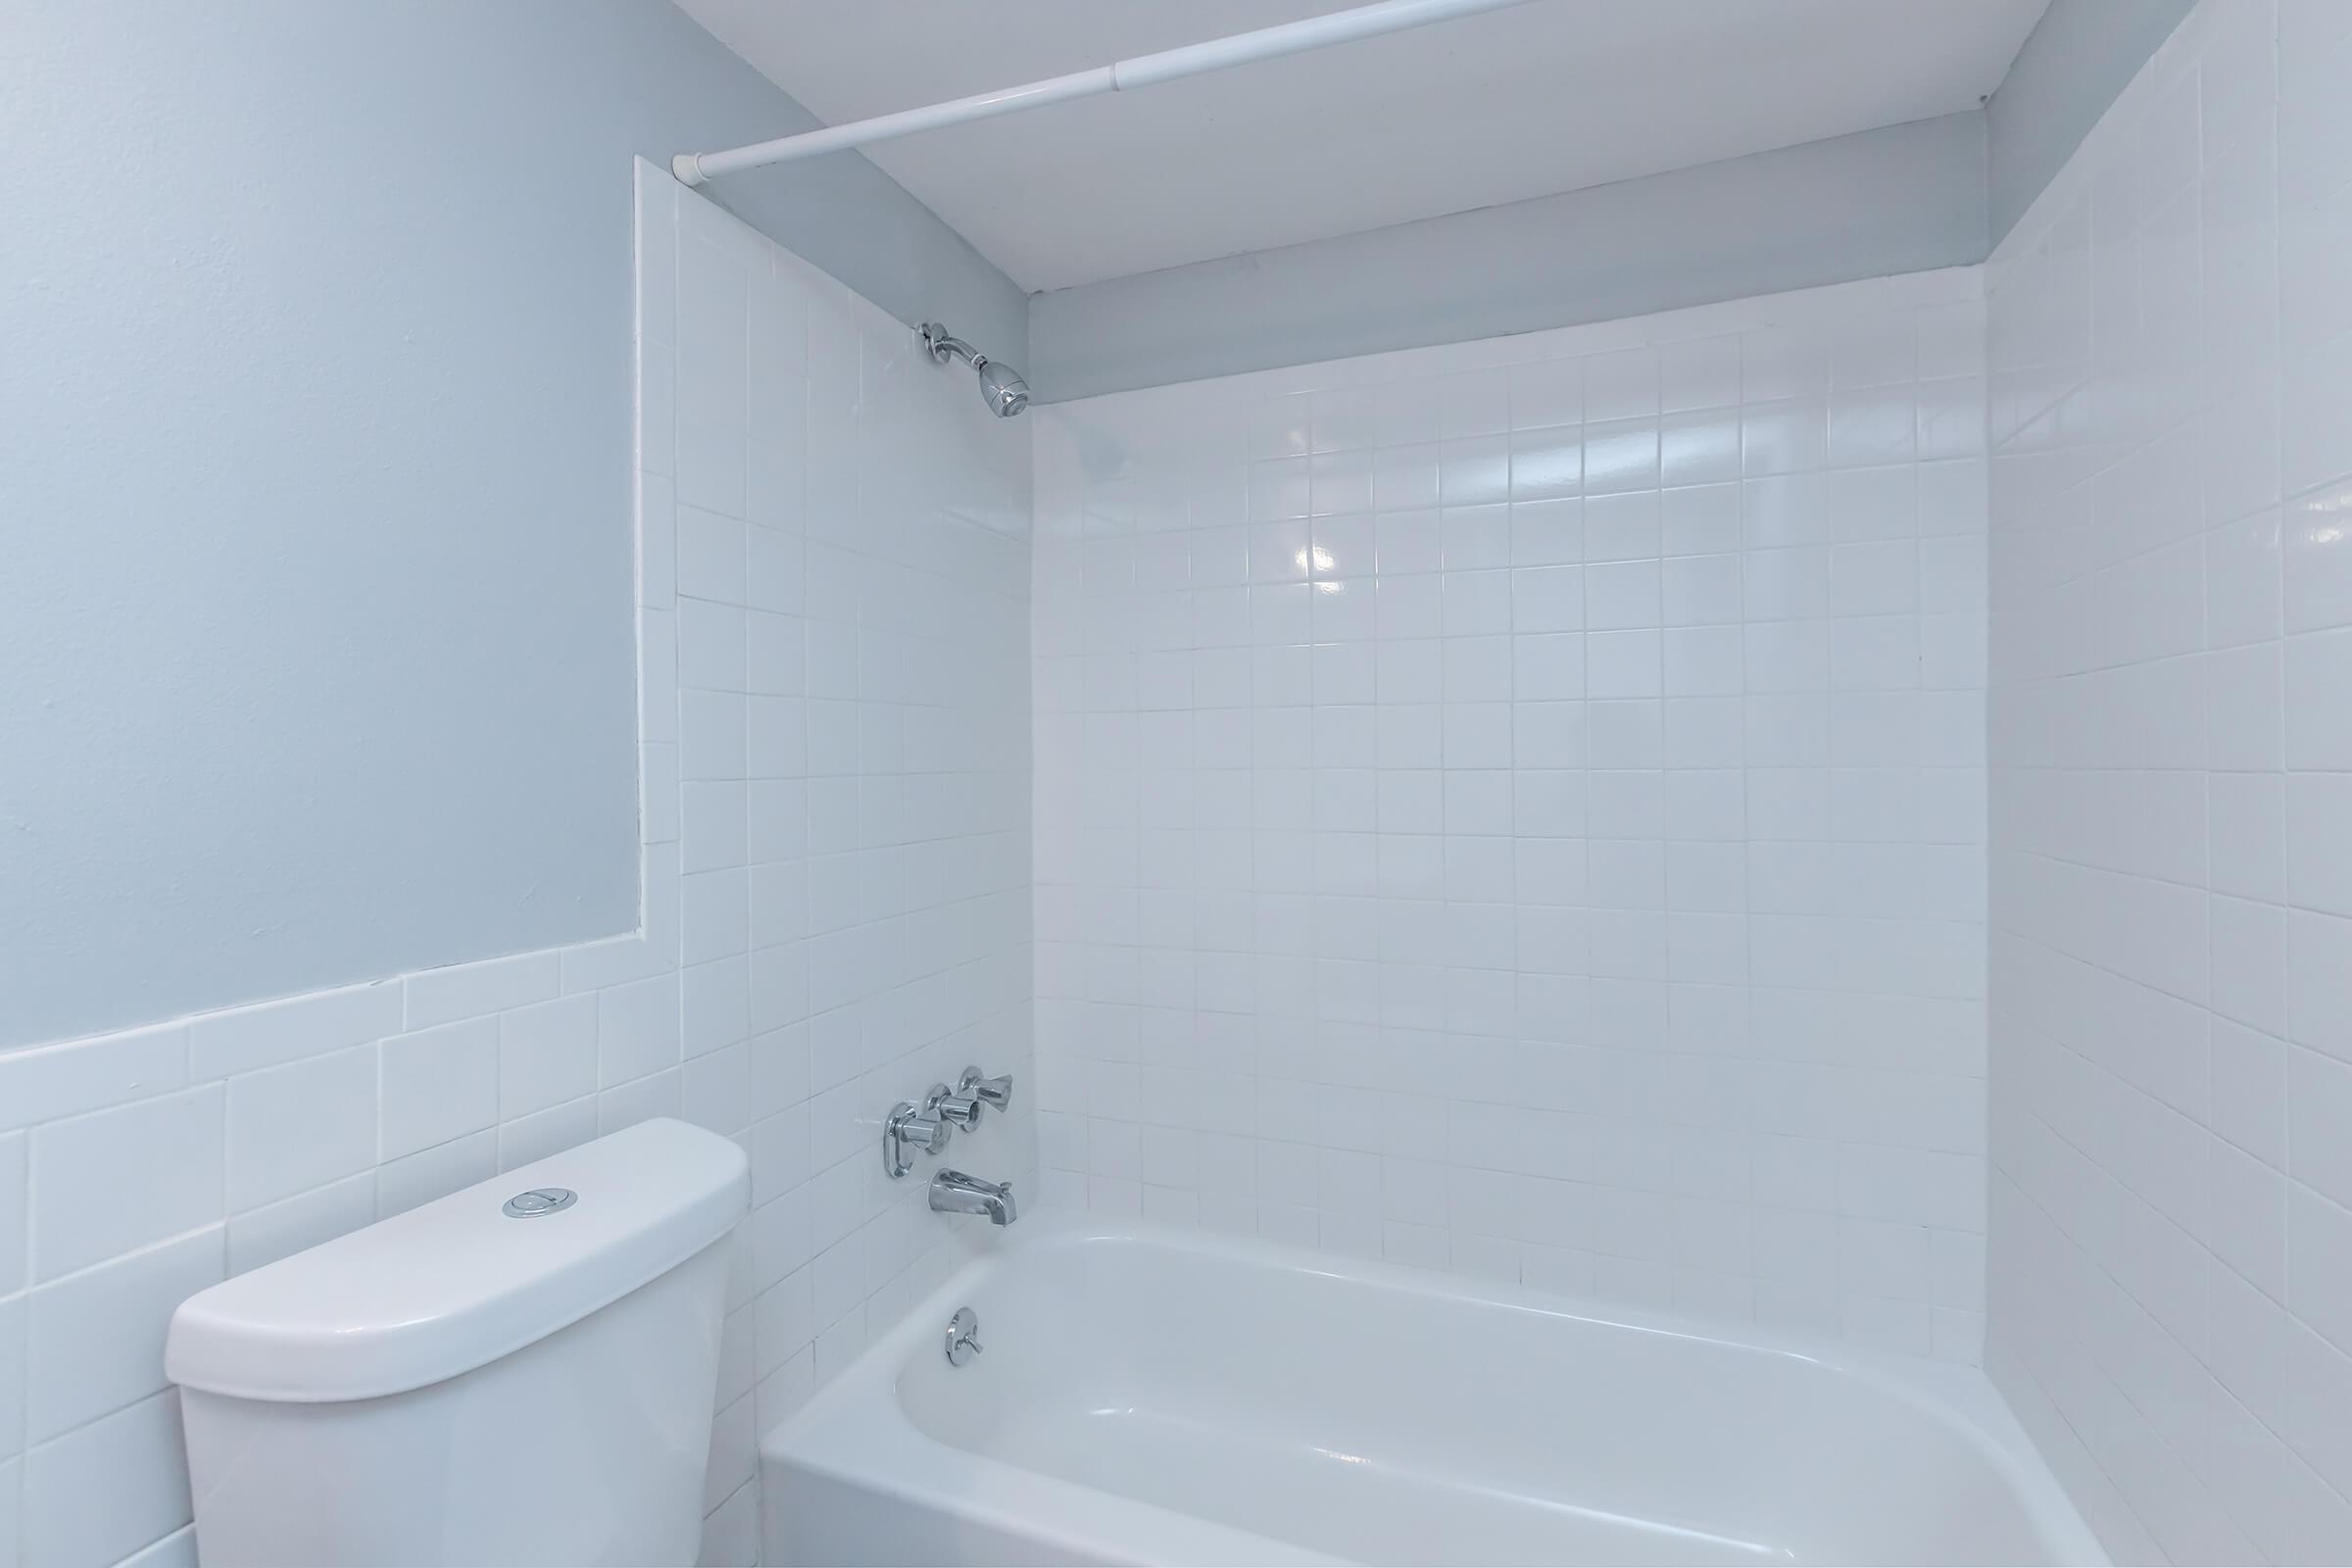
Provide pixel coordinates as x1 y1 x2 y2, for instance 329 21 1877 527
502 1187 577 1218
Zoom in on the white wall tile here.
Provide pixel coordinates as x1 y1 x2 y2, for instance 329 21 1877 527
0 1295 23 1463
598 972 681 1087
402 952 560 1032
20 1393 189 1568
1031 280 1985 1355
0 1027 186 1136
497 1098 601 1175
185 983 400 1081
24 1231 222 1447
374 1128 498 1218
0 1137 22 1302
495 996 598 1122
223 1174 375 1276
113 1529 194 1568
223 1047 375 1211
376 1017 498 1162
673 233 749 519
29 1090 223 1285
1985 1 2352 1556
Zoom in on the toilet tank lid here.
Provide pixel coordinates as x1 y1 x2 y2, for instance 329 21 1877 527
166 1117 749 1402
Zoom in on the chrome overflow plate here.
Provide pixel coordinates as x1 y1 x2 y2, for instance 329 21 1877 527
502 1187 577 1218
945 1305 982 1366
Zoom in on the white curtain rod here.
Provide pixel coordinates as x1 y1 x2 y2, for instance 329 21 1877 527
672 0 1535 186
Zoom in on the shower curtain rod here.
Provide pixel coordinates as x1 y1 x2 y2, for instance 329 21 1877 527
672 0 1534 186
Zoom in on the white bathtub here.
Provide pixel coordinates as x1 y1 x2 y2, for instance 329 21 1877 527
760 1215 2102 1566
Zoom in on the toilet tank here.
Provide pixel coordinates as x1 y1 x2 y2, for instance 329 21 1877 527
166 1117 750 1568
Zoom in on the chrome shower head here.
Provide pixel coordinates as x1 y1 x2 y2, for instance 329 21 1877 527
920 321 1029 418
978 360 1030 418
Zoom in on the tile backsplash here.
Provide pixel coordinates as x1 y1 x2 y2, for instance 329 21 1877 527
1984 0 2352 1558
1029 273 1993 1358
0 160 1033 1568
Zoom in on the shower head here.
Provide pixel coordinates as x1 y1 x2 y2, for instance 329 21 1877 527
920 322 1029 418
977 360 1030 418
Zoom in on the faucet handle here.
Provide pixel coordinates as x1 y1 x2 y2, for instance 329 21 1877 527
957 1065 1014 1111
883 1101 952 1179
925 1083 984 1129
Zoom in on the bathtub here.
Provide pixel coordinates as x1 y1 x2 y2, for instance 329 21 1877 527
760 1214 2102 1566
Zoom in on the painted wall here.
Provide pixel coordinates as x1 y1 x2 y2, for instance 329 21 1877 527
1029 116 1986 405
1030 2 2209 410
1985 0 2199 244
1030 270 1993 1356
0 161 1036 1568
0 0 1025 1052
1984 0 2352 1556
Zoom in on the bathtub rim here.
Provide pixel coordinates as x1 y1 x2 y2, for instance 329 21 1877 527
758 1209 2108 1567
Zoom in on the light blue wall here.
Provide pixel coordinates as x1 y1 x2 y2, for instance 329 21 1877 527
1029 115 1988 403
0 0 2187 1050
1986 0 2198 243
0 0 1024 1050
1033 0 2202 408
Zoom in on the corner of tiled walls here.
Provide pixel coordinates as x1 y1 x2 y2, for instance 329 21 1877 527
1984 0 2352 1558
0 156 1033 1568
1028 271 1994 1361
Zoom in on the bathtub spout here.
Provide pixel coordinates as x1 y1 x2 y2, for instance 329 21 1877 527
930 1169 1017 1225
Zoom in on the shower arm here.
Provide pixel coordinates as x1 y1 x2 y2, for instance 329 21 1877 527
919 324 985 371
672 0 1535 186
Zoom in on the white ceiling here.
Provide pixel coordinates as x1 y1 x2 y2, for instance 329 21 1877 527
677 0 2049 294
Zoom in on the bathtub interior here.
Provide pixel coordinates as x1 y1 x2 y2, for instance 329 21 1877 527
881 1230 2087 1567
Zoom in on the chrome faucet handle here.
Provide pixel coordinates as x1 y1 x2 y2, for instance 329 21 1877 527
957 1066 1013 1112
883 1101 952 1179
924 1082 985 1129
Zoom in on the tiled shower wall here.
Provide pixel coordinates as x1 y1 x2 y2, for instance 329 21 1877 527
1984 0 2352 1559
1031 275 1993 1357
0 160 1032 1568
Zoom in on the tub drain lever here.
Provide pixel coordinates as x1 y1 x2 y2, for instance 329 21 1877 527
946 1306 982 1366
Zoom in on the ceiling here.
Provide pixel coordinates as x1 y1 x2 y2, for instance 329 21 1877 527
676 0 2049 294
